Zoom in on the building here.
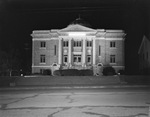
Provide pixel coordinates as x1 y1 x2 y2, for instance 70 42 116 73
138 35 150 74
31 18 125 75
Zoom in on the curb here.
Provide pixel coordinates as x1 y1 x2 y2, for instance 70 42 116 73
0 85 150 91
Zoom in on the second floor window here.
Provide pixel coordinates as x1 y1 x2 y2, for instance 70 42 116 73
63 41 68 47
110 41 116 48
40 41 46 48
40 55 46 63
74 41 81 47
87 41 92 47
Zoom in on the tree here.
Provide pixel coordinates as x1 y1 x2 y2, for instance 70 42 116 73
0 48 21 76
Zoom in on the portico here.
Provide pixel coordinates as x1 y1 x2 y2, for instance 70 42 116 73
58 33 95 69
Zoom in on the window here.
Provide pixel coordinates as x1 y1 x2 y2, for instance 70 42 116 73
40 41 46 48
74 41 81 47
40 55 46 63
110 41 116 48
74 56 77 62
87 41 92 47
99 45 101 56
110 55 116 63
73 55 81 62
63 41 68 47
54 45 56 55
64 55 68 63
87 55 91 63
78 57 81 62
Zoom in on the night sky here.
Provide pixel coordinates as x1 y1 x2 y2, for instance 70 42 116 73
0 0 150 74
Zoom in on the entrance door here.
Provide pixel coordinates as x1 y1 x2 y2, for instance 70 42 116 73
73 55 81 65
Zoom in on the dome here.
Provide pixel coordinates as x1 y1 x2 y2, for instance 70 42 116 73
70 17 91 28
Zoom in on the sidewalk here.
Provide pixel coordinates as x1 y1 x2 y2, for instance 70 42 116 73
0 75 150 90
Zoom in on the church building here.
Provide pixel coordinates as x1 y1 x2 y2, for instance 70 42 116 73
31 18 125 75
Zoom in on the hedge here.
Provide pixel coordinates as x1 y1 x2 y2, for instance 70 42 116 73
53 69 93 76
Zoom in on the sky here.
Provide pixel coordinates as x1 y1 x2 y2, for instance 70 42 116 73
0 0 150 74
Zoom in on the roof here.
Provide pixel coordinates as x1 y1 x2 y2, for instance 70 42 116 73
60 24 96 32
138 35 150 54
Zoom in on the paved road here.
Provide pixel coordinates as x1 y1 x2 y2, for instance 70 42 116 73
0 88 150 117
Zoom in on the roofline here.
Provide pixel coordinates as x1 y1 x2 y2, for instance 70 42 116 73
138 35 148 54
106 30 124 33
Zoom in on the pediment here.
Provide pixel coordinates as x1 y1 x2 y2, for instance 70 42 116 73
60 24 96 32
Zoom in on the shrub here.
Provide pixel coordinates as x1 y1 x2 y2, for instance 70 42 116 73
102 66 116 76
43 69 51 75
53 69 93 76
53 70 61 76
79 69 93 76
32 73 42 75
61 69 80 76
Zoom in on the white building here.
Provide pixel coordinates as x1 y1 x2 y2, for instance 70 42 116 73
31 18 125 75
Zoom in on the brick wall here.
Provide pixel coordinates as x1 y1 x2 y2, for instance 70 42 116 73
94 37 124 74
95 39 106 64
32 39 59 73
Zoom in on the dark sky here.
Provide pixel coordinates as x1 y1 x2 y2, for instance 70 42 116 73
0 0 150 74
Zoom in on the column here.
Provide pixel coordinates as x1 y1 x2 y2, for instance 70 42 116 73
68 38 72 65
93 38 96 65
82 38 86 67
58 38 62 64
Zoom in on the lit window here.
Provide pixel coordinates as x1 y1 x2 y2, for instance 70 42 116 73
40 55 46 63
63 41 68 47
40 41 46 48
87 41 92 47
110 55 116 63
110 41 116 48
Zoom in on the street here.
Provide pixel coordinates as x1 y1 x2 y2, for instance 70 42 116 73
0 88 150 117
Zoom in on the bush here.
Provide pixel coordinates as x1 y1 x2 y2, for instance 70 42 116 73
43 69 51 75
102 66 116 76
61 69 80 76
53 69 93 76
53 70 62 76
32 73 42 75
79 69 93 76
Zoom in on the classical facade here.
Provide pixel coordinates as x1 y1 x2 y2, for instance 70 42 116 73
138 35 150 74
31 18 125 75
